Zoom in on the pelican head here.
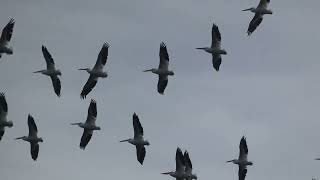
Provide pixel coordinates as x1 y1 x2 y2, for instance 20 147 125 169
247 161 253 165
167 71 174 76
38 137 44 142
6 47 13 54
220 49 227 55
143 68 156 73
6 120 13 127
56 70 62 76
242 7 255 12
93 126 101 130
145 140 150 146
191 174 198 179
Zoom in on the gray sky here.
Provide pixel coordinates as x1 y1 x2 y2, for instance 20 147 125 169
1 0 320 179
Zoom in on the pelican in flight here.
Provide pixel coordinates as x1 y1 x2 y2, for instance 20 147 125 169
184 151 198 180
71 99 100 149
15 115 43 161
0 19 14 59
144 42 174 95
162 147 187 180
242 0 272 35
227 136 253 180
79 43 109 99
33 46 61 97
120 113 150 165
0 93 13 141
196 23 227 71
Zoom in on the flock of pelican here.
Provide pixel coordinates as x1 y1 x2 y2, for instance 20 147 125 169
1 0 318 179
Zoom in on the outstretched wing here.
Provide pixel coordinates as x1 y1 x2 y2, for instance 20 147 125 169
80 75 98 99
239 136 248 161
93 43 109 71
211 23 221 48
212 54 222 71
0 93 8 117
30 142 39 161
136 145 146 165
85 99 97 124
28 115 38 137
41 46 55 70
80 129 93 150
184 151 193 174
133 113 143 138
175 147 185 172
159 42 169 70
0 19 14 46
157 75 168 95
50 75 61 97
238 166 247 180
247 14 263 35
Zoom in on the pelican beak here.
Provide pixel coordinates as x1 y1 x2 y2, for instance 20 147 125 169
33 70 42 73
196 47 206 50
242 8 251 11
161 172 171 175
70 123 80 126
143 69 153 72
226 160 233 163
78 68 87 71
15 136 23 140
120 139 130 142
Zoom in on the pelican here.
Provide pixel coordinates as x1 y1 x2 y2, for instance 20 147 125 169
33 46 61 97
15 115 43 161
196 23 227 71
0 93 13 141
79 43 109 99
227 136 253 180
144 42 174 95
71 99 100 149
162 147 187 180
184 151 197 180
120 113 150 165
242 0 272 35
0 19 14 59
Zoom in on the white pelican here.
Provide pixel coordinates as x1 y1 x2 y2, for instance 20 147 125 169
0 19 14 59
196 23 227 71
144 42 174 95
33 46 61 97
0 93 13 141
79 43 109 99
162 147 187 180
227 136 253 180
71 99 100 150
15 115 43 161
184 151 198 180
242 0 272 35
120 113 150 165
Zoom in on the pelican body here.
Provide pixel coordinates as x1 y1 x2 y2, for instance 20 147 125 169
184 151 198 180
0 93 13 141
0 19 14 59
71 99 101 149
162 147 188 180
120 113 150 165
15 115 43 161
196 23 227 71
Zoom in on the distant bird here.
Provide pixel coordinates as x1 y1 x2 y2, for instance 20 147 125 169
144 42 174 94
184 151 198 180
0 93 13 141
79 43 109 99
242 0 272 35
120 113 150 165
71 99 101 149
15 115 43 161
227 136 253 180
196 23 227 71
315 158 320 160
33 46 62 97
162 147 187 180
0 19 14 59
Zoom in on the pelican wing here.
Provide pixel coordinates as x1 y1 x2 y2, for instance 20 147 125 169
0 127 4 141
239 136 248 160
41 46 55 70
238 166 247 180
30 142 39 161
212 54 222 71
176 147 185 172
80 75 98 99
0 93 8 118
157 75 168 94
184 151 193 174
85 99 97 125
80 129 93 150
159 42 169 70
247 14 263 35
257 0 270 9
0 19 14 46
50 75 61 97
211 23 221 48
28 115 38 137
133 113 143 138
136 145 146 165
93 43 109 71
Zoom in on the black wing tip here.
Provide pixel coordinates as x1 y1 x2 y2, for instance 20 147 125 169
80 146 86 150
0 92 5 98
28 114 33 119
80 93 87 99
160 42 166 47
90 99 96 104
133 112 138 118
8 18 15 24
103 42 110 48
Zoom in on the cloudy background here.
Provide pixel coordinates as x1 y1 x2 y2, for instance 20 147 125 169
0 0 320 179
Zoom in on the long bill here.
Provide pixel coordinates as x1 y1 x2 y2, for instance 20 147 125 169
196 47 206 50
120 138 130 142
242 8 252 11
15 136 24 140
71 123 81 125
78 68 88 71
161 172 172 175
226 160 234 163
33 70 43 73
143 69 153 72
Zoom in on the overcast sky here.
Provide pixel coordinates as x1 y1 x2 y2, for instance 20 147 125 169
0 0 320 179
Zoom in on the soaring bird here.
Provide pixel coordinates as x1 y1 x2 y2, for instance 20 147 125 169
144 42 174 95
162 147 187 180
120 113 150 165
71 99 101 149
33 46 62 97
0 19 14 59
15 115 43 161
242 0 273 35
184 151 198 180
227 137 253 180
79 43 109 99
0 93 13 141
196 23 227 71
